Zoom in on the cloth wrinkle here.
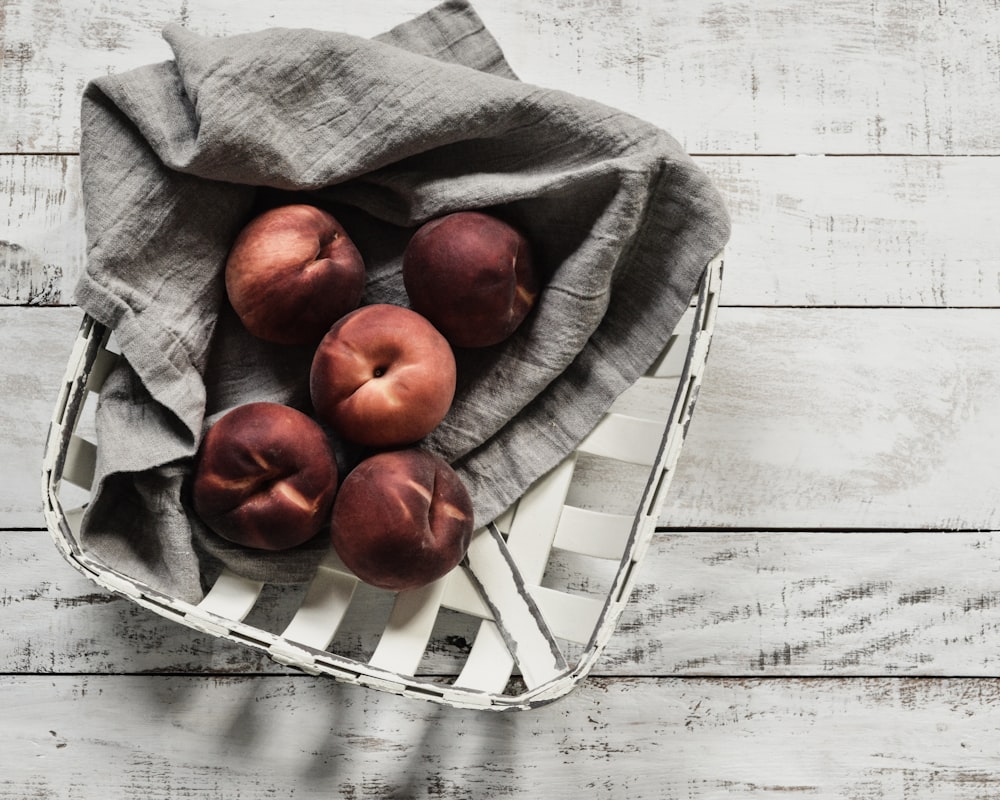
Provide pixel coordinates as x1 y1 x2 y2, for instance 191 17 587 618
73 0 730 602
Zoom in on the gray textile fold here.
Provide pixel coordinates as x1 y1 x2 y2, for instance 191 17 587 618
75 0 731 603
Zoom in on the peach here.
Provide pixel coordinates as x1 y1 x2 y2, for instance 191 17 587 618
330 449 474 591
191 402 338 551
402 211 538 348
225 204 365 344
309 303 457 448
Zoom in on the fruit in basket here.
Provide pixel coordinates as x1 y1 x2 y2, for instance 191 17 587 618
191 402 338 550
225 204 365 345
402 210 538 348
330 448 474 591
309 303 457 448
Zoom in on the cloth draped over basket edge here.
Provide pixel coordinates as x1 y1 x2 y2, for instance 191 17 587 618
73 0 731 603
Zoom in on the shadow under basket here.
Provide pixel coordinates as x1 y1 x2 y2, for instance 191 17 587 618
41 252 723 711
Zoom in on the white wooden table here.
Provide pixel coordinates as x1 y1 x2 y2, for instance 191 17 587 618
3 1 1000 796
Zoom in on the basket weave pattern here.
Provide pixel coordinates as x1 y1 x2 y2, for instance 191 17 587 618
42 254 723 711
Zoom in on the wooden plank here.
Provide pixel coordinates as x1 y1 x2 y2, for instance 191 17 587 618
0 155 83 305
2 674 1000 798
603 530 1000 676
9 528 1000 677
0 533 278 674
9 305 1000 530
581 306 1000 530
1 0 998 155
5 154 998 307
660 307 1000 530
0 0 413 153
0 306 86 528
663 309 1000 529
493 0 1000 155
698 155 1000 307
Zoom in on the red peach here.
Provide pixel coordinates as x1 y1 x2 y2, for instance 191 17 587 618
402 211 538 348
192 402 338 551
225 204 365 345
309 304 456 448
330 449 474 591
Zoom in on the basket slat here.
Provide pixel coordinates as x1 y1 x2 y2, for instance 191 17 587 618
64 506 86 536
528 585 606 644
86 344 119 391
463 525 568 689
195 569 264 622
440 567 493 619
280 562 359 650
576 413 665 466
646 308 695 378
505 455 577 581
452 622 511 694
63 434 97 489
368 577 450 674
551 506 633 560
452 454 578 691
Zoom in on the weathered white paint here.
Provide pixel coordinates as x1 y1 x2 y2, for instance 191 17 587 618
664 306 1000 530
0 307 84 527
578 305 1000 530
7 306 1000 530
613 530 1000 675
6 155 999 307
9 528 1000 678
0 156 83 305
698 155 1000 307
4 0 1000 795
492 0 1000 155
2 0 999 154
3 675 1000 799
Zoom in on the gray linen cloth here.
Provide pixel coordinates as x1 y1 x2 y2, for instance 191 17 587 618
75 0 731 602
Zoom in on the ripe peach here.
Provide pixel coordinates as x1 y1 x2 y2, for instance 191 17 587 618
330 449 474 591
225 204 365 345
402 211 538 348
309 304 457 448
191 402 338 551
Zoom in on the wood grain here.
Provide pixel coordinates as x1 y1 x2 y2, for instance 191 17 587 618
0 155 82 305
493 0 1000 155
0 306 84 527
3 0 999 792
2 674 1000 798
699 155 1000 307
8 528 1000 678
611 530 1000 675
574 306 1000 530
7 306 1000 530
2 0 998 154
4 154 999 307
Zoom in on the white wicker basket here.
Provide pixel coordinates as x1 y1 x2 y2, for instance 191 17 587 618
41 252 722 711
